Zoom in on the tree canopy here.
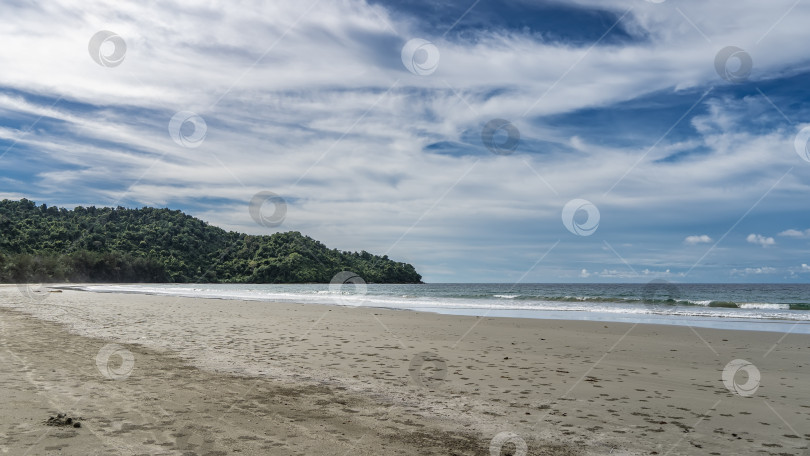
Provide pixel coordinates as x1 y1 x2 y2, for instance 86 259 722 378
0 199 422 284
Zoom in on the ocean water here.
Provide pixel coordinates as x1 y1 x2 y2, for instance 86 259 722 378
78 283 810 333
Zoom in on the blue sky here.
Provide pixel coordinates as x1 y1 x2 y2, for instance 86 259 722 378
2 0 810 283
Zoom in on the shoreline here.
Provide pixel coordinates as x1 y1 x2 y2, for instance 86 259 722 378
57 283 810 334
2 286 809 455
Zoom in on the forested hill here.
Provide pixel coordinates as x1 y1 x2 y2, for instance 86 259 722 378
0 199 422 284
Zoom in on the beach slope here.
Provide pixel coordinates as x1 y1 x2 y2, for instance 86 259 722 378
1 287 808 455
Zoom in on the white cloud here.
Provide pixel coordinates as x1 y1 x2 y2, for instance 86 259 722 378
684 234 712 245
746 234 775 247
779 229 810 238
0 0 809 281
731 267 778 275
580 268 591 278
590 268 681 279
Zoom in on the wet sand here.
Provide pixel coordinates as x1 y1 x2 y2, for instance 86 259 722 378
1 286 808 455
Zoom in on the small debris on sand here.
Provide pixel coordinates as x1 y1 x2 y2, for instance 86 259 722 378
46 413 82 428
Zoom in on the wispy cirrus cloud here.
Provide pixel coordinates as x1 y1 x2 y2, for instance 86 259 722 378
1 0 809 282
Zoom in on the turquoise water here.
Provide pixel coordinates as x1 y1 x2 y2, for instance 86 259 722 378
80 283 810 333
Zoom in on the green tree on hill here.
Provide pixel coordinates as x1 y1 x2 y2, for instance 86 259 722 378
0 199 422 284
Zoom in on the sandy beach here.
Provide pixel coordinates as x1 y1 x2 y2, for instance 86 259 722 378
1 285 808 455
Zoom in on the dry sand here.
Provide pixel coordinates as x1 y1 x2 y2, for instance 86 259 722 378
1 285 808 455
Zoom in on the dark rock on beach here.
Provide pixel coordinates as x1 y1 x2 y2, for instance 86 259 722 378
46 413 83 429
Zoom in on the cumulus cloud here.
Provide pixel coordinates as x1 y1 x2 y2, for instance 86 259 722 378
746 234 776 247
684 235 712 245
